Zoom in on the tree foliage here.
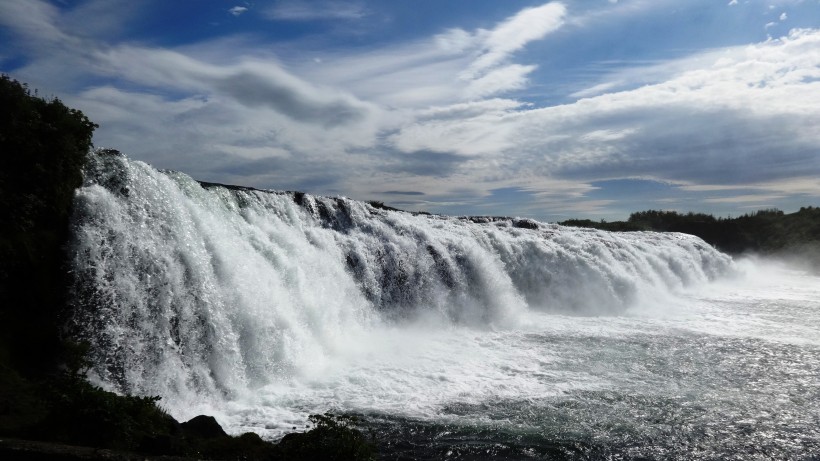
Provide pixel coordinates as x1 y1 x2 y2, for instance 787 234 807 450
561 207 820 256
0 75 97 240
0 74 97 375
276 413 376 460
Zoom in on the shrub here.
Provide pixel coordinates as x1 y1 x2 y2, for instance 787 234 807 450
276 413 376 460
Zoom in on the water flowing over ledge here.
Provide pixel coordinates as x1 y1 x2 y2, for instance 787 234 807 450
66 151 733 416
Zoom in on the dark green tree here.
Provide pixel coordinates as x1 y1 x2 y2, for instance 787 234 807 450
562 206 819 259
0 74 97 375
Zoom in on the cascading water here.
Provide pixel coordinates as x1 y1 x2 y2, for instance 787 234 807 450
68 150 728 398
66 151 820 458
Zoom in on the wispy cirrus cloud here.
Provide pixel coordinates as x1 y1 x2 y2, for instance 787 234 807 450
297 2 567 107
229 6 248 17
463 2 566 78
88 41 380 128
264 1 369 21
0 0 70 46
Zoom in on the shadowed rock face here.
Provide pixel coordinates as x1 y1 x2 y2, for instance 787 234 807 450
180 415 228 440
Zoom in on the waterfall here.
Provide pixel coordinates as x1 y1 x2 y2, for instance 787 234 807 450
67 150 733 409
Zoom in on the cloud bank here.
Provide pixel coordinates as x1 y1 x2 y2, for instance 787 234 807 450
1 0 818 220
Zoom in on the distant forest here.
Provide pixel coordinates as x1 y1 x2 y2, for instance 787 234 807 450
560 207 820 257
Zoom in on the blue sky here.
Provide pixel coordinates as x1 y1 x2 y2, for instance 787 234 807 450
2 0 819 221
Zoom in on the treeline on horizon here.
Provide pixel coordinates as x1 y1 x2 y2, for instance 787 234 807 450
560 207 820 256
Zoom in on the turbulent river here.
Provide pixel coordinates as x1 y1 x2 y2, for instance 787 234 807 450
67 151 820 459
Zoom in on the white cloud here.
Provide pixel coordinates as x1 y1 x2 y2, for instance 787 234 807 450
569 0 681 28
680 177 820 196
571 27 820 101
0 0 70 46
229 6 248 17
570 81 622 99
388 102 520 156
298 40 472 108
265 1 368 21
386 28 820 194
703 194 786 204
435 28 477 54
464 64 537 98
3 0 819 218
295 2 566 107
88 43 380 129
464 2 566 78
62 0 145 38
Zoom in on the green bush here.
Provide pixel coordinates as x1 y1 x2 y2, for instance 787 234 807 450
276 413 376 460
0 74 96 251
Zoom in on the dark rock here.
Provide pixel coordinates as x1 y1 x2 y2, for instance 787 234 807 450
180 415 228 440
293 190 306 205
513 218 539 230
